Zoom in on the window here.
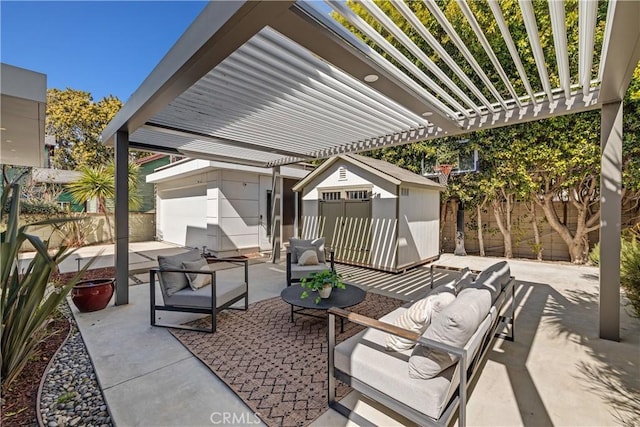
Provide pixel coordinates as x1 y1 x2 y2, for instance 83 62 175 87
346 190 369 200
322 191 341 201
266 190 272 238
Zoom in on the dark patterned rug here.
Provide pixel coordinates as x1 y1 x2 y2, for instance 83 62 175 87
171 292 403 426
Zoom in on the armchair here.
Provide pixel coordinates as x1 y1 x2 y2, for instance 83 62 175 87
150 249 248 333
286 237 335 287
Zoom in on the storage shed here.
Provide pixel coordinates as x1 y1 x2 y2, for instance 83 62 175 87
293 154 443 272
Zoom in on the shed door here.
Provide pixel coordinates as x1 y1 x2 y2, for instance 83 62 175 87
158 185 207 248
320 199 371 264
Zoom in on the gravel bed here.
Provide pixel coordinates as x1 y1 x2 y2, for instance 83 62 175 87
39 303 113 427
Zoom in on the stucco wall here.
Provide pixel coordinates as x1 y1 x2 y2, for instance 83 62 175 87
19 212 155 252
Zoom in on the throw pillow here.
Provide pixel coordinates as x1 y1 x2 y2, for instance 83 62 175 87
298 249 319 266
157 249 202 296
289 237 326 263
182 258 213 290
386 284 456 352
408 287 492 379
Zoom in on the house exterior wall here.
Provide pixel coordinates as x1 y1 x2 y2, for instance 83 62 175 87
397 185 440 269
217 169 260 255
136 156 171 212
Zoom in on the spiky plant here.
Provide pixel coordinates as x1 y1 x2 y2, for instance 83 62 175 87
1 183 93 391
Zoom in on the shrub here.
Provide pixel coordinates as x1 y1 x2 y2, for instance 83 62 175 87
621 229 640 318
1 183 93 391
588 243 600 266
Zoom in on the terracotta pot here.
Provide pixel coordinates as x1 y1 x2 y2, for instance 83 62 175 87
318 284 332 299
71 278 115 312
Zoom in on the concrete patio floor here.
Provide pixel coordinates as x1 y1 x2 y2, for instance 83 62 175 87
68 243 639 426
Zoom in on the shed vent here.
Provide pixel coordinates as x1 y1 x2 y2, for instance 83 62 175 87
401 188 410 197
338 166 347 181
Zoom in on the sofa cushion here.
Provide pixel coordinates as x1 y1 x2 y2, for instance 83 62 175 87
165 281 247 309
386 284 456 352
335 308 457 420
157 249 203 296
409 287 492 379
182 258 212 290
298 249 319 266
472 261 510 302
290 237 326 263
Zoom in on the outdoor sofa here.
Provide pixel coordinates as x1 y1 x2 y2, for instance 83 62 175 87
149 249 249 333
328 261 515 426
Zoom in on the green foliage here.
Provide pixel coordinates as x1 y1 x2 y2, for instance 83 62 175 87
621 227 640 318
66 161 141 242
1 183 93 391
46 88 122 170
300 270 346 304
588 243 600 267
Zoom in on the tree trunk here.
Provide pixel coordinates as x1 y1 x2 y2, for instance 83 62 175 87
477 203 485 257
492 198 513 258
535 195 594 264
530 201 542 261
98 197 114 243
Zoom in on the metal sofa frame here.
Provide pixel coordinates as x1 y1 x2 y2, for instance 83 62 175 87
327 272 515 427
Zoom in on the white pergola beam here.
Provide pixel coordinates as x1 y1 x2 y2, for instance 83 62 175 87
487 0 537 105
598 0 640 103
579 0 598 97
391 0 501 112
424 0 511 109
357 0 487 115
102 1 296 145
549 0 571 99
327 1 474 117
456 0 522 105
519 0 554 101
275 4 461 132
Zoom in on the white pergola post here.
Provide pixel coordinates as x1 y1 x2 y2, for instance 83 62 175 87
599 101 623 341
114 130 129 305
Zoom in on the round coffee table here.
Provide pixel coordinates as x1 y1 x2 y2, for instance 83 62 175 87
281 284 366 332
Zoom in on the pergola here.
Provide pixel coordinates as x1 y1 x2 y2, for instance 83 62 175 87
102 0 640 341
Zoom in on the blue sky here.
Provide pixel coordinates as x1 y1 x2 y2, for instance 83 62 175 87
1 1 208 102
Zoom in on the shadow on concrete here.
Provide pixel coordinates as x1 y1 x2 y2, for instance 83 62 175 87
543 286 640 426
488 281 554 427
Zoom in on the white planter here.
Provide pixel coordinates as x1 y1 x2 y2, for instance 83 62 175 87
318 285 333 299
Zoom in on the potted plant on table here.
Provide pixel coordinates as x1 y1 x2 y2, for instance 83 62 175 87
300 270 346 304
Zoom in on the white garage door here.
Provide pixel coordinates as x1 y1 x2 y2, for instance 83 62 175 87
158 185 207 248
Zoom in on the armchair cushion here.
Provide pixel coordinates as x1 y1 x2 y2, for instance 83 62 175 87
157 249 202 296
182 258 212 290
298 249 319 266
165 281 247 309
290 237 326 263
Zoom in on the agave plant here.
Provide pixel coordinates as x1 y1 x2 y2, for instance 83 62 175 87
1 183 93 391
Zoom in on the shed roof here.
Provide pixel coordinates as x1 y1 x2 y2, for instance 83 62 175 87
292 153 443 191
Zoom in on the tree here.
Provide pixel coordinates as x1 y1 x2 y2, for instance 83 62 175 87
67 161 140 243
46 88 122 170
343 1 640 263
